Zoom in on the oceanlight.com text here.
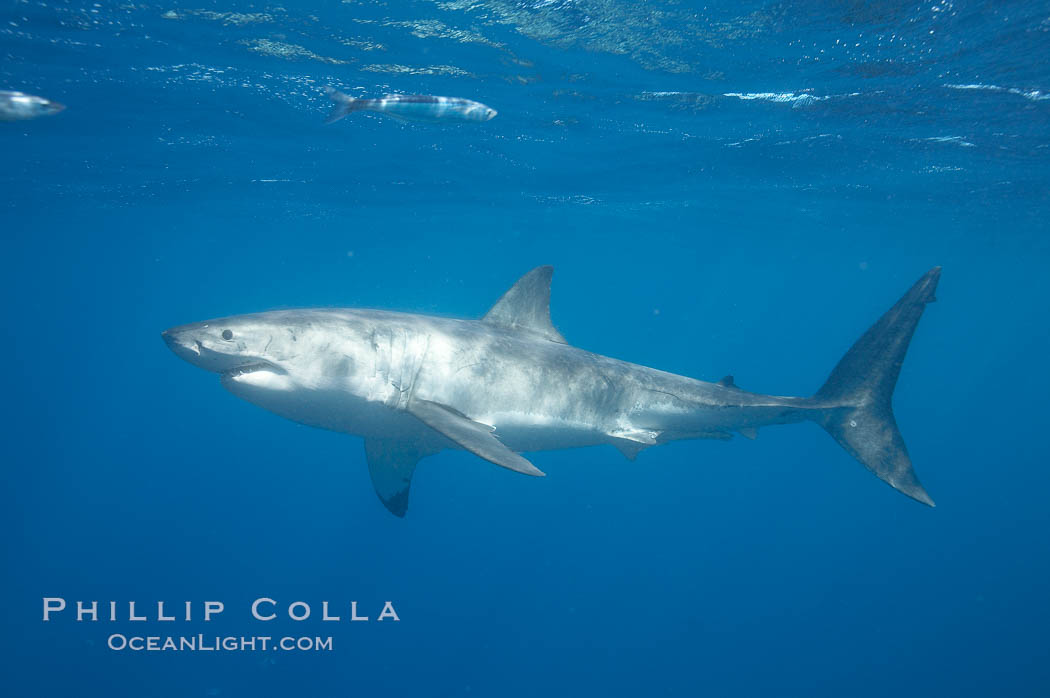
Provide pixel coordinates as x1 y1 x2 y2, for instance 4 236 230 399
107 634 333 652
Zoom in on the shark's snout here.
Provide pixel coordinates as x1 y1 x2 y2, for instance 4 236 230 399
160 328 185 349
162 322 244 373
161 326 204 366
162 320 278 376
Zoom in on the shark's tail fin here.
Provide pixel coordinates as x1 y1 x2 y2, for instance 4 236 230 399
812 267 941 506
324 87 364 124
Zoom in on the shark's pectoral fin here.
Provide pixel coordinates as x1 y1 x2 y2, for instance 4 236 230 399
364 439 429 517
738 427 759 440
407 399 545 477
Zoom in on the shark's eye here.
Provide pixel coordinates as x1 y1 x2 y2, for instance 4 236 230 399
221 329 233 341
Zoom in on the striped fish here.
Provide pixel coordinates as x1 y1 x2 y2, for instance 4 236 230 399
324 88 497 124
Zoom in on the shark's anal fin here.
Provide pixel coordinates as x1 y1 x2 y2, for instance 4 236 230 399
482 266 567 344
364 438 428 517
408 399 546 477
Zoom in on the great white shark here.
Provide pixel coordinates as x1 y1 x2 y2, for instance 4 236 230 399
162 266 941 516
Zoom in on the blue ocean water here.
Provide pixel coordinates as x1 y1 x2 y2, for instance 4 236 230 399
3 1 1049 696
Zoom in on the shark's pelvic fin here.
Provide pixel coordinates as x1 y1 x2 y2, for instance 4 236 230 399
408 399 546 477
611 440 648 461
609 427 734 459
812 267 941 507
608 427 659 445
608 427 659 461
482 266 567 344
364 438 429 517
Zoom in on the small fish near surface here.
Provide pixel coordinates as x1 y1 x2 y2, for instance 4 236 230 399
163 266 943 518
324 87 497 124
0 90 65 121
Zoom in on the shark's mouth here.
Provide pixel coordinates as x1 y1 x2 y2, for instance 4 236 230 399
219 361 293 393
221 361 286 380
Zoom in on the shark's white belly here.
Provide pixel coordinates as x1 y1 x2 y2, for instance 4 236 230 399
222 370 418 439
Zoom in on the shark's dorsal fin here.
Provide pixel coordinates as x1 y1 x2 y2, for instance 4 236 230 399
482 266 567 344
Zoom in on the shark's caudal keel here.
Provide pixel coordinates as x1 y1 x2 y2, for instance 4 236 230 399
162 266 941 517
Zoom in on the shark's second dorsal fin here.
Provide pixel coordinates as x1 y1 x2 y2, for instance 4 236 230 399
482 266 567 343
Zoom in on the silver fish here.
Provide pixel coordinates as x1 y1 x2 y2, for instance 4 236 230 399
324 87 497 124
0 91 65 121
